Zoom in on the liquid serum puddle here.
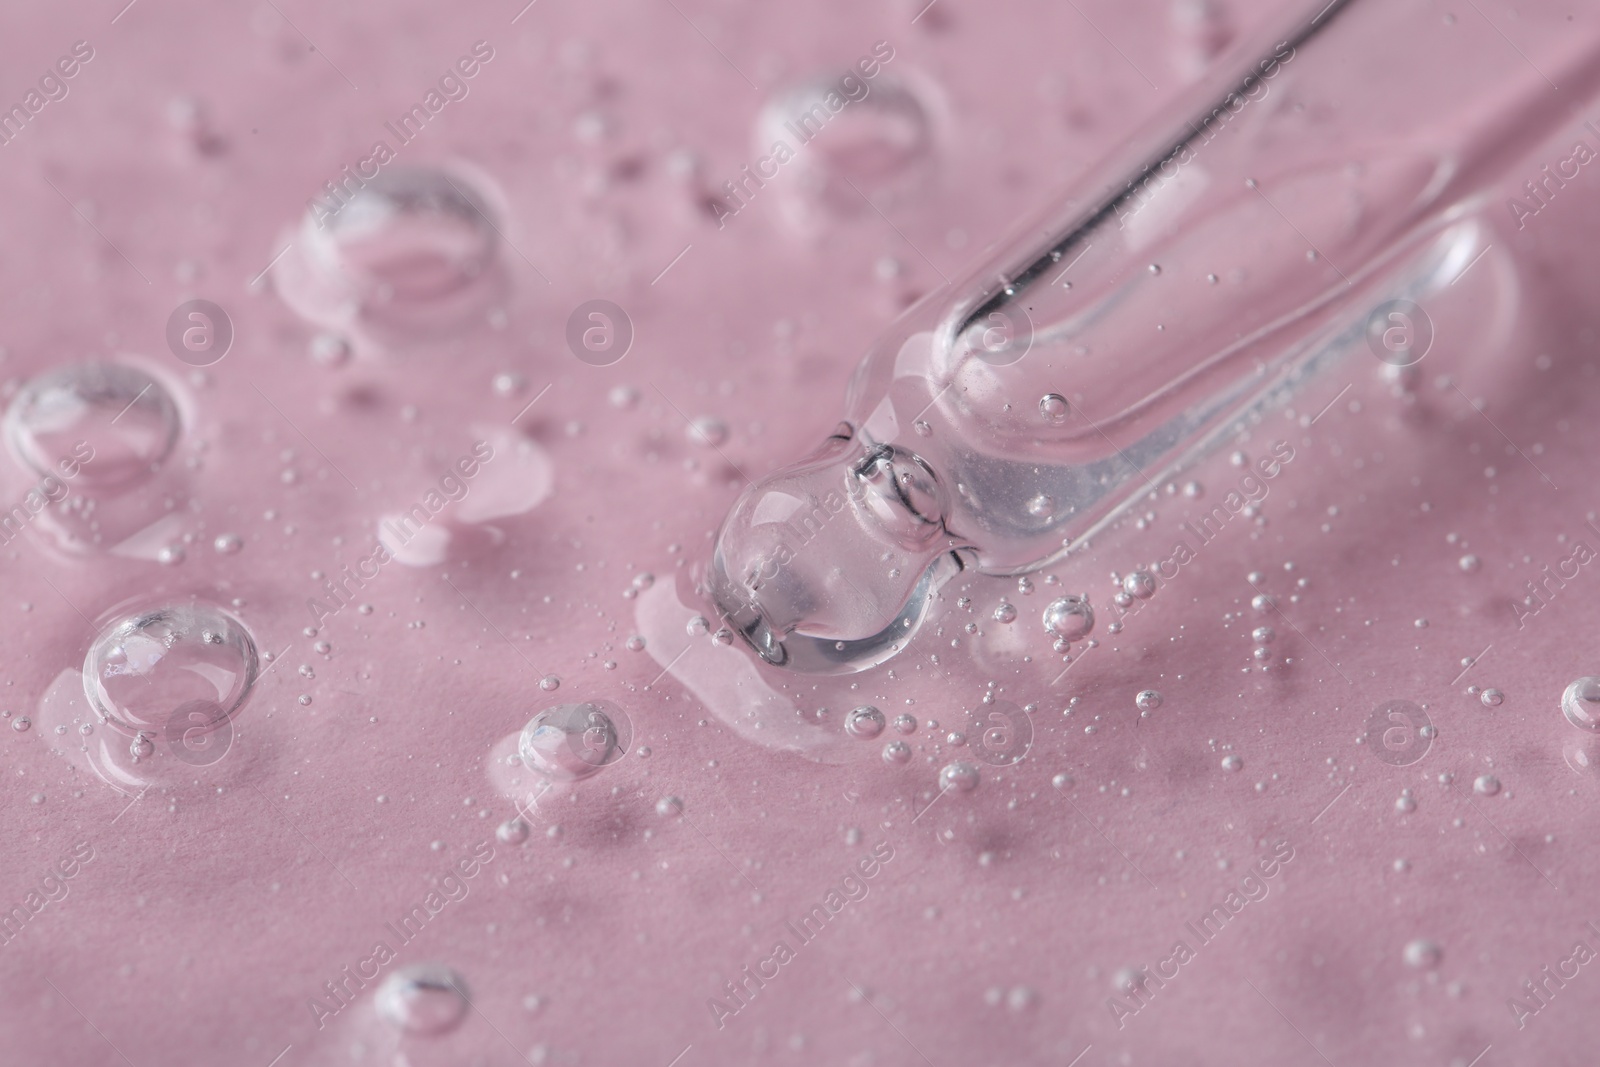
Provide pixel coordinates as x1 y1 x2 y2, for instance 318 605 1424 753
634 579 851 763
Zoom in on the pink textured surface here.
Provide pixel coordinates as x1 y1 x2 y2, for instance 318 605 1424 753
3 1 1600 1065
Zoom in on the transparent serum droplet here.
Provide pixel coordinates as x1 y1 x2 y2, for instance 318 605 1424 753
1135 690 1162 711
308 332 352 366
845 705 887 739
939 761 980 793
1042 596 1094 641
280 166 504 338
1039 393 1070 422
496 817 530 845
83 600 258 736
1473 774 1501 796
1122 571 1156 600
687 417 729 448
757 74 931 216
518 701 629 783
376 964 471 1035
6 362 181 492
1403 940 1442 969
1564 737 1600 777
1479 688 1503 708
893 714 917 735
1220 754 1242 772
882 740 911 765
11 716 30 732
1562 677 1600 732
993 602 1018 624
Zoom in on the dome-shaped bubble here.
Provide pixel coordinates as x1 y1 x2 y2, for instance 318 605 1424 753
306 167 497 301
1563 677 1600 732
275 165 506 338
375 964 470 1035
5 362 181 492
845 705 886 739
1042 595 1094 641
939 760 980 792
754 72 933 226
518 700 631 783
83 599 258 737
759 74 931 187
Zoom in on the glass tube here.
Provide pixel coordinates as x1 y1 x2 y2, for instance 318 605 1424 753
705 0 1600 674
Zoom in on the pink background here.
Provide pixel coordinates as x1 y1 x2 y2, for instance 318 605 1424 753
2 0 1599 1064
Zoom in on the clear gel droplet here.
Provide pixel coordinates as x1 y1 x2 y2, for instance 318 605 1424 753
1562 677 1600 732
83 599 258 736
6 362 181 491
939 761 980 793
1042 596 1094 641
1403 940 1442 969
756 74 931 220
1122 571 1156 600
846 705 886 739
278 166 504 336
518 701 630 782
376 964 471 1035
